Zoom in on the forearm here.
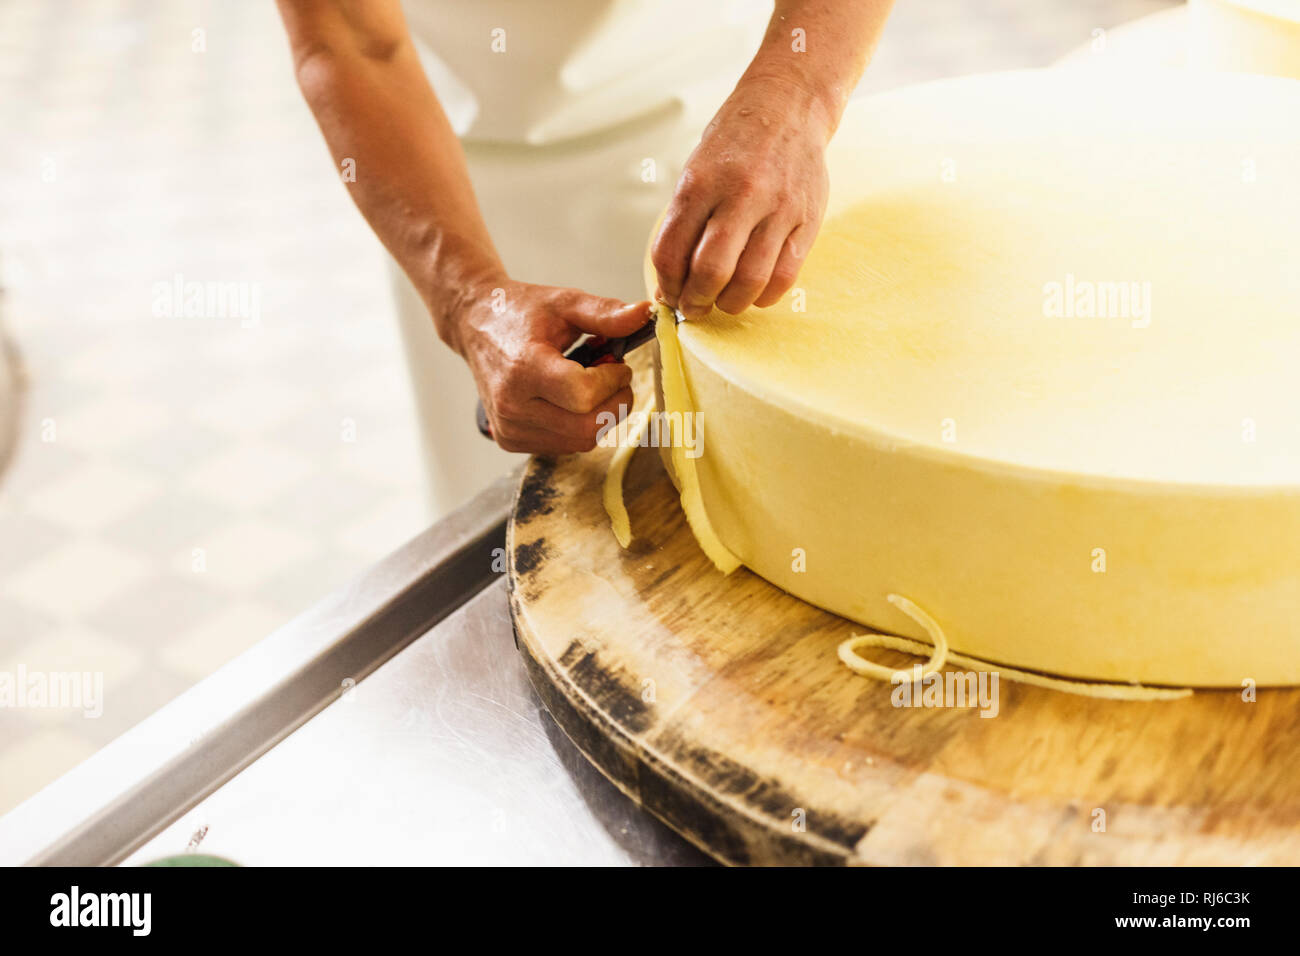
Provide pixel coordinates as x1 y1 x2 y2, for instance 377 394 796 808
739 0 895 143
277 1 500 354
650 0 895 317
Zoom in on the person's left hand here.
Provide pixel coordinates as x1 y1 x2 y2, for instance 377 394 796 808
651 75 833 319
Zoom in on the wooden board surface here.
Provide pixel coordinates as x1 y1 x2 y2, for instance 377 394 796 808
507 352 1300 866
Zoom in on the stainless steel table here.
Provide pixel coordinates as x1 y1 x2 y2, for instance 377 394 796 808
0 475 708 866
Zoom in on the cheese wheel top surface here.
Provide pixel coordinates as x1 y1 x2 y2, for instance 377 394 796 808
673 69 1300 489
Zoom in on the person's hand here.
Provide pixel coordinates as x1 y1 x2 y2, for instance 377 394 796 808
450 278 650 455
652 75 833 319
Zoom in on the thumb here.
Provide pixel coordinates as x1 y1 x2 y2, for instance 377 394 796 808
562 297 653 339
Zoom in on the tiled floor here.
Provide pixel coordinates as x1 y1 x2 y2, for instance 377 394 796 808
0 0 428 814
0 0 1176 818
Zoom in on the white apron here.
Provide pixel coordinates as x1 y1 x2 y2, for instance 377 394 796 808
392 0 770 516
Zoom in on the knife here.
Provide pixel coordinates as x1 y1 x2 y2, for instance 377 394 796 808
475 305 677 439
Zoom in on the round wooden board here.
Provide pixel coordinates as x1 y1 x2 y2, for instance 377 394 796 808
507 353 1300 866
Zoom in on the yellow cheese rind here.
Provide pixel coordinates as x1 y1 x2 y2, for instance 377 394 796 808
644 69 1300 687
653 304 740 574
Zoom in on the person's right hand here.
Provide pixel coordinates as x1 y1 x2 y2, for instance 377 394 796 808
449 278 651 456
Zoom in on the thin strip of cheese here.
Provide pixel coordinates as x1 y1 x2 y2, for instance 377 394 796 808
839 595 1193 701
641 68 1300 688
838 594 949 683
653 304 740 574
602 400 656 548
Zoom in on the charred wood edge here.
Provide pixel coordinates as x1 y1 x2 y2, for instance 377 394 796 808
507 457 860 866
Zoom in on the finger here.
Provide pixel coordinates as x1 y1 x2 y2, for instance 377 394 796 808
715 215 791 315
679 210 757 318
557 296 652 340
519 385 635 444
651 187 713 308
578 384 635 448
532 347 633 414
493 422 593 456
498 387 635 453
490 404 592 455
755 221 818 308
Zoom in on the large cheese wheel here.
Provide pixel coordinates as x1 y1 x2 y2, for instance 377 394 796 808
1189 0 1300 79
645 69 1300 687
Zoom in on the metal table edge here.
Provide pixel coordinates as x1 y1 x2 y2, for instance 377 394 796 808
0 471 519 867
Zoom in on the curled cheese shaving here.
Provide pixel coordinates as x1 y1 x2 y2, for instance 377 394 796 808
838 594 949 683
840 594 1193 701
652 303 740 574
602 401 656 548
